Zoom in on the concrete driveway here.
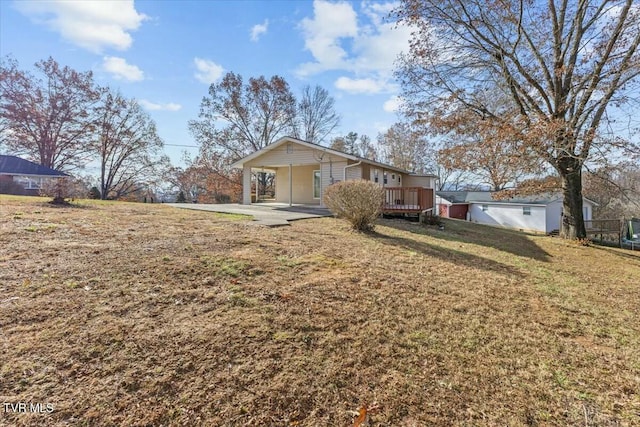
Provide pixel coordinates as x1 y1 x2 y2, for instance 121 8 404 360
168 203 332 226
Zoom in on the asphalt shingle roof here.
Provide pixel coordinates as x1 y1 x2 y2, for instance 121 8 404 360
0 155 68 177
436 191 559 205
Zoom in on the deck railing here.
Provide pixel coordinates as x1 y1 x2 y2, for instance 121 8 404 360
383 187 434 213
584 219 622 233
584 219 623 246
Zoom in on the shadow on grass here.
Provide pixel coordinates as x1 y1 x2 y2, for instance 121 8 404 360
42 200 94 209
380 217 551 263
371 228 527 278
592 244 640 263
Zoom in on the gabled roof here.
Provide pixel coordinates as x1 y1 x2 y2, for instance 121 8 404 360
0 155 68 177
230 136 437 177
436 190 597 206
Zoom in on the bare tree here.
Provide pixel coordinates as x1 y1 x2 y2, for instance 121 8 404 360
356 134 377 160
189 72 296 193
0 56 100 171
93 89 164 199
343 131 359 155
395 0 640 239
438 137 543 191
377 122 434 173
189 72 296 160
434 150 470 191
292 85 340 144
329 136 347 152
584 161 640 219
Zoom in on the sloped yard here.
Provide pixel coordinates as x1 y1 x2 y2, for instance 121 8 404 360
1 195 639 426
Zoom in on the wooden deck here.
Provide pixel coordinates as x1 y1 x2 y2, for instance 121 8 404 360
382 187 434 214
585 219 623 247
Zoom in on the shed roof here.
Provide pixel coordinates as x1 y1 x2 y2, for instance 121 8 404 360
436 190 597 206
0 155 68 177
438 191 558 204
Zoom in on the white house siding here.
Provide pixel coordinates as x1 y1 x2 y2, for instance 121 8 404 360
388 171 402 187
366 167 404 187
273 165 319 205
370 167 381 185
546 199 594 233
435 195 452 217
469 203 547 232
583 203 593 221
545 200 562 233
244 143 321 167
403 175 436 189
345 164 362 181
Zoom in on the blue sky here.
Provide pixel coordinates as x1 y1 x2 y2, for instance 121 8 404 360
0 0 411 167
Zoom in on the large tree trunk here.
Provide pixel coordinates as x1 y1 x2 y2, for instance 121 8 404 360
558 158 586 240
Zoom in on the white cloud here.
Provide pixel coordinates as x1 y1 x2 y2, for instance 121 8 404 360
15 0 147 53
194 58 224 84
353 6 411 76
297 0 358 76
383 95 402 113
102 56 144 82
297 0 411 97
335 76 387 94
139 100 182 111
250 19 269 42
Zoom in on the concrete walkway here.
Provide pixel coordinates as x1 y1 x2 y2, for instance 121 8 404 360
168 203 332 226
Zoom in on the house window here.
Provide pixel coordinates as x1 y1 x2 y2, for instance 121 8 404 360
392 173 395 180
313 170 321 199
523 206 531 215
481 204 488 212
398 175 401 184
383 172 388 185
14 176 44 189
374 170 378 183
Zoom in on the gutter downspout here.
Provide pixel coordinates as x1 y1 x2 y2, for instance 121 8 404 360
343 161 362 181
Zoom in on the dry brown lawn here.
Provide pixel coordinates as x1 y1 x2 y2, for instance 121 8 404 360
1 195 639 426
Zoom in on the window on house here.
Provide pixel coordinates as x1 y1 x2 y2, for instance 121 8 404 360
14 176 43 189
523 206 531 215
398 175 401 184
313 170 321 199
374 170 378 183
383 172 388 184
392 174 395 180
481 204 488 212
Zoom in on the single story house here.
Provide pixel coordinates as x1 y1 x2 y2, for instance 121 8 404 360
0 155 69 195
231 136 437 213
436 191 597 234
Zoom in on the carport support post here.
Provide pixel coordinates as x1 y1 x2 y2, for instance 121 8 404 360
242 164 251 204
288 163 292 206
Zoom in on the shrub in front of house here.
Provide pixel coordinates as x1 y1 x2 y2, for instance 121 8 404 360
88 186 101 199
40 177 86 204
323 180 384 231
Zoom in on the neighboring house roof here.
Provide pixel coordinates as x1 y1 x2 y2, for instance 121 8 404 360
0 155 69 177
231 136 437 177
437 190 597 206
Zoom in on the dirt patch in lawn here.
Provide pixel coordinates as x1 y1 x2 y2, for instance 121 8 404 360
1 196 639 426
